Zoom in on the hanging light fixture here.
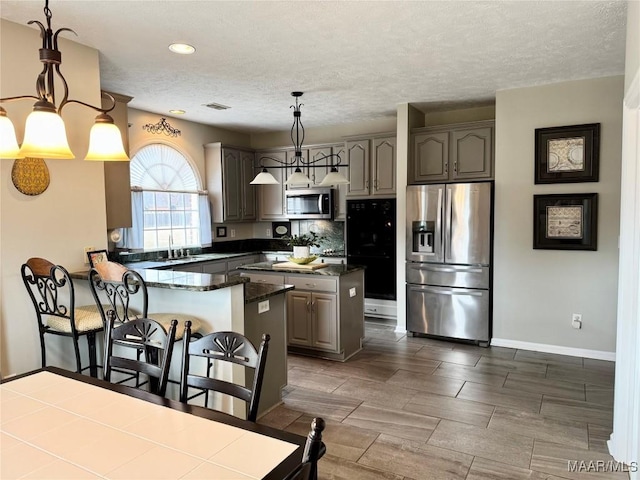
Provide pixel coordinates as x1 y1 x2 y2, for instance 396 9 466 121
251 92 349 186
0 0 129 162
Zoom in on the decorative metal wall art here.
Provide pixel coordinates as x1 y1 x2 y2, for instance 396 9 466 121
142 118 181 137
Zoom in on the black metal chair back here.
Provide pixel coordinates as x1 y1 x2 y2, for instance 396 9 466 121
285 417 326 480
21 257 103 376
179 321 270 422
89 261 147 325
104 312 177 396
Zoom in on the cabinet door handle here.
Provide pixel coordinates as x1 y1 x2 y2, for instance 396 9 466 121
453 161 458 173
444 162 449 174
365 180 369 189
306 301 311 312
305 283 316 288
311 301 315 313
374 179 378 190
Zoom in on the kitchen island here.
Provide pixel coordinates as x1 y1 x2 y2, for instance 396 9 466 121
70 268 289 418
238 262 365 361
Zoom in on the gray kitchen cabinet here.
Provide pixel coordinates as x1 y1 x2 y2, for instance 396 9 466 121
256 149 287 220
227 255 260 276
237 267 365 361
286 289 338 352
346 134 396 198
410 121 494 184
103 91 133 229
204 143 257 223
332 143 348 220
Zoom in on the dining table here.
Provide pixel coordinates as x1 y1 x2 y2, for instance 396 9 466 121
0 366 306 479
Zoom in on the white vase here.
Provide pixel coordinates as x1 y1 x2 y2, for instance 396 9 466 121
293 246 310 259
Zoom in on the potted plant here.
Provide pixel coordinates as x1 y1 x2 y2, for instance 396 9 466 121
283 231 324 259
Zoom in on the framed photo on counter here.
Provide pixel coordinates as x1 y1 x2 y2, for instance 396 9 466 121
533 193 598 250
534 123 600 184
86 249 108 267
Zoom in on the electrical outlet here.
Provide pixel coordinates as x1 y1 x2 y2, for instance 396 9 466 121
349 287 356 298
230 229 236 238
83 246 94 264
571 313 582 329
258 300 270 314
266 228 271 237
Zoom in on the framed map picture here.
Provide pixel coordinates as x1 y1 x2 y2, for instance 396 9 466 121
534 123 600 184
533 193 598 250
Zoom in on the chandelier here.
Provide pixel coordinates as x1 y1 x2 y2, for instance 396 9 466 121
142 117 181 137
0 0 128 162
250 92 349 186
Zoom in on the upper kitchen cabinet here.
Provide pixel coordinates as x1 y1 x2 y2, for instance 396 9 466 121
204 143 257 223
255 149 287 220
103 91 133 229
410 121 494 184
346 134 396 198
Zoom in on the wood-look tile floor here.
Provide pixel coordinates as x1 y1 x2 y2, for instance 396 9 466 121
258 319 627 480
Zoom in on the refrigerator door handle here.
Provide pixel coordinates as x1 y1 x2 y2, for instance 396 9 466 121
418 286 484 297
437 187 444 259
414 265 484 274
445 186 453 263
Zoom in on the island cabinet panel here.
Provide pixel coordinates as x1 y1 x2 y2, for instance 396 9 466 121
256 149 287 220
237 266 364 361
287 291 314 347
410 121 494 184
205 143 256 223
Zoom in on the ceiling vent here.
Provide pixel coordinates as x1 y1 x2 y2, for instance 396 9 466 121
204 102 230 110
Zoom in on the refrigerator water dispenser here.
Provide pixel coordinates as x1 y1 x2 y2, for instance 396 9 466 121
412 221 434 254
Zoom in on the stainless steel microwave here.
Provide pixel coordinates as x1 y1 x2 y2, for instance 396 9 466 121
285 188 334 220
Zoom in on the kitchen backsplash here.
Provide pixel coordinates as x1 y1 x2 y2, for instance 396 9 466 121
297 220 345 254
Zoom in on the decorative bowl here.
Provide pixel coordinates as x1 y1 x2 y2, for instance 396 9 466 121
288 255 318 265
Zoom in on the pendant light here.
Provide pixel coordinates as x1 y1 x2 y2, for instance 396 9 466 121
251 92 349 186
0 0 129 162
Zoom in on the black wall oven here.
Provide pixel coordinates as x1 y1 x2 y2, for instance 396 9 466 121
346 198 396 300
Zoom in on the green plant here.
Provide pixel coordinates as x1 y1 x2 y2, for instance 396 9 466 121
283 231 325 247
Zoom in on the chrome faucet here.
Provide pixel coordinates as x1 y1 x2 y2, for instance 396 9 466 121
167 235 173 259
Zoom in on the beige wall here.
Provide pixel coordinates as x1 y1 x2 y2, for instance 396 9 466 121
424 105 496 126
0 20 108 375
625 0 639 94
494 76 624 353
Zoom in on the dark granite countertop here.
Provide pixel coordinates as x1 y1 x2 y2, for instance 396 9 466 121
121 252 260 270
238 261 363 276
70 268 249 292
244 283 295 304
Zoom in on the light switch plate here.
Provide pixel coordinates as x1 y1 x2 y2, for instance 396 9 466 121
258 300 270 314
349 287 356 297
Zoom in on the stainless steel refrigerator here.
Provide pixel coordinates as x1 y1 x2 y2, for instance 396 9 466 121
406 183 492 345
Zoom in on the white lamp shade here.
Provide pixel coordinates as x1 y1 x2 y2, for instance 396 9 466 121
318 169 350 186
285 170 312 186
85 122 129 161
250 169 279 185
0 114 22 159
18 110 74 159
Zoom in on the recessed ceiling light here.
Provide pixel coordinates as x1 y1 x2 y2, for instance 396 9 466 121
169 110 186 115
168 43 195 55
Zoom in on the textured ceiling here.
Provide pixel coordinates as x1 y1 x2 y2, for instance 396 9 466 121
0 1 628 134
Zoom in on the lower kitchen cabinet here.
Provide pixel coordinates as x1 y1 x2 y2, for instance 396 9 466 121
239 268 364 361
286 291 338 352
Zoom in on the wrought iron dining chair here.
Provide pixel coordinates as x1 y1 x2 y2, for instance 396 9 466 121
179 321 270 422
103 312 178 396
285 417 326 480
88 261 203 339
21 257 104 377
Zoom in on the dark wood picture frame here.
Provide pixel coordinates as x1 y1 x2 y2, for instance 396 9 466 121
534 123 600 184
216 226 227 238
533 193 598 250
87 249 109 267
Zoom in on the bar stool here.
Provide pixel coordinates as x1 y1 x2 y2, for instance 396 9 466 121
21 257 104 377
88 261 203 341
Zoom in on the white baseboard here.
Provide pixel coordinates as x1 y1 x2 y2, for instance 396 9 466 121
491 338 616 361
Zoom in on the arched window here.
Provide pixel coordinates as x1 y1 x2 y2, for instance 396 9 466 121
122 144 211 251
